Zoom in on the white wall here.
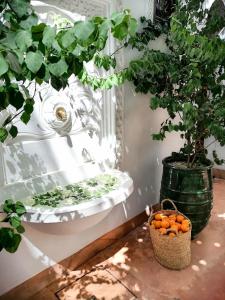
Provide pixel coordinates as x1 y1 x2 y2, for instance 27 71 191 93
0 0 183 295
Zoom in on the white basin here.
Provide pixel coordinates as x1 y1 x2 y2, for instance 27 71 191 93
22 169 133 223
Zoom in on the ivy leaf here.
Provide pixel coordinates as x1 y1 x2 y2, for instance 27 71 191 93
0 228 22 253
61 29 75 48
6 52 22 74
95 19 111 50
8 88 24 110
129 18 138 36
0 128 8 143
0 54 9 77
15 201 26 216
20 13 38 29
9 0 30 18
32 23 46 41
16 225 25 234
24 99 34 114
25 51 43 73
10 216 21 229
20 112 31 124
112 22 128 40
9 125 18 138
42 26 56 48
1 32 17 49
3 199 14 213
15 30 32 51
48 59 68 76
73 21 95 41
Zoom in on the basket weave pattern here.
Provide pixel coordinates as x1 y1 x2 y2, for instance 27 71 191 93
148 199 191 270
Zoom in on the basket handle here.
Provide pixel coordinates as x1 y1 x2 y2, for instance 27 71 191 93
161 198 178 211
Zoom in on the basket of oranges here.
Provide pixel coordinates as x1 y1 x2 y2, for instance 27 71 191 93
148 199 191 270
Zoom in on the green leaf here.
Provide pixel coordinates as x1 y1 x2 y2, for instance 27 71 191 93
73 21 95 41
52 40 61 53
16 225 25 234
24 99 34 114
42 26 56 48
1 32 17 49
6 52 22 74
2 229 22 253
9 125 18 138
20 112 31 124
61 29 75 48
112 22 128 40
10 216 21 229
15 30 32 51
3 199 14 213
0 128 8 142
32 23 46 41
8 88 24 110
15 201 26 216
9 0 30 18
20 13 38 29
25 51 43 73
129 18 138 36
48 59 68 76
0 54 8 77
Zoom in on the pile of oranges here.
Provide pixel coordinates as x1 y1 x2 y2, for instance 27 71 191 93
150 213 190 238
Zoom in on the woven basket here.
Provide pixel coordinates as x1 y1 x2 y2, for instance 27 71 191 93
148 199 191 270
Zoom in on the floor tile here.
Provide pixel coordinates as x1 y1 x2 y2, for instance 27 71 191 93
56 269 137 300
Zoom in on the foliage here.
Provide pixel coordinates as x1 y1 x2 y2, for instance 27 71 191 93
0 0 138 142
25 174 118 207
128 0 225 167
0 200 26 253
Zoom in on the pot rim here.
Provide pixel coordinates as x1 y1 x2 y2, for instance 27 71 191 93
162 156 213 171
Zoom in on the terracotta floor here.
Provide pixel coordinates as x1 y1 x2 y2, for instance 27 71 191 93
35 179 225 300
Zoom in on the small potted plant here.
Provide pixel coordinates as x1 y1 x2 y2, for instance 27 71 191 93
128 0 225 237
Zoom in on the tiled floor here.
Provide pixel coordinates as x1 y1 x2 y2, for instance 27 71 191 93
35 179 225 300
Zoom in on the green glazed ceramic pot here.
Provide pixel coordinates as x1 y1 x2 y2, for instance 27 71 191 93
160 156 213 238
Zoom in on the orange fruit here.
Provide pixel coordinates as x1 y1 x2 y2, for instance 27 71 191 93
169 232 176 238
159 228 167 235
155 221 161 229
169 219 176 226
182 219 190 226
161 220 170 229
155 214 162 221
176 214 185 223
168 214 177 221
150 224 155 229
175 222 181 230
170 224 179 232
162 216 169 222
181 223 189 232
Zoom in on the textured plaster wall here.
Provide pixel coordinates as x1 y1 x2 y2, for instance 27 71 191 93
0 0 184 295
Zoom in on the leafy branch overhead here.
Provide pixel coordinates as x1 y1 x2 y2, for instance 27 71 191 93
0 0 138 142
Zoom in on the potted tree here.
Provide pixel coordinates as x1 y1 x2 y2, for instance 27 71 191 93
127 0 225 237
